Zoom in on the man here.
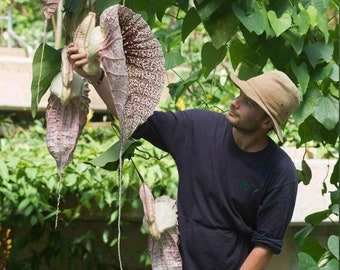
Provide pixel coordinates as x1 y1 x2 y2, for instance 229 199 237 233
68 43 300 269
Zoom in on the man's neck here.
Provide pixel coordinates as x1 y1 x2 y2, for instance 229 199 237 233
232 128 269 152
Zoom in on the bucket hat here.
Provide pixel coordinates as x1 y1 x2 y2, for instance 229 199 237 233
230 70 300 142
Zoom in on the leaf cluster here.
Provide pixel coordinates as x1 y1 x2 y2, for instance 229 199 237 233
0 116 177 268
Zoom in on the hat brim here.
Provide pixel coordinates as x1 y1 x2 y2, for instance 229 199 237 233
230 74 283 142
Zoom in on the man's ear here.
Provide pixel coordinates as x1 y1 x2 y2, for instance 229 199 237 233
262 116 273 130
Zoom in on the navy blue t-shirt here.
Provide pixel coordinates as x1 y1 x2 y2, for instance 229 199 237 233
132 109 298 270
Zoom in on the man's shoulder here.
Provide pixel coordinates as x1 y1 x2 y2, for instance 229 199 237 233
269 143 297 173
179 108 226 121
152 108 226 123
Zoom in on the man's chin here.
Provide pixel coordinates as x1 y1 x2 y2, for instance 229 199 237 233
226 113 236 123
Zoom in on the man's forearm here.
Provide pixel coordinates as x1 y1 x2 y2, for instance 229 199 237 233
89 73 118 118
240 246 273 270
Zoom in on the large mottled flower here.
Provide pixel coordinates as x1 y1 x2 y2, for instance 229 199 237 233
98 4 165 141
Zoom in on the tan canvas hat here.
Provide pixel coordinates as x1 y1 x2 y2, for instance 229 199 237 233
230 70 300 142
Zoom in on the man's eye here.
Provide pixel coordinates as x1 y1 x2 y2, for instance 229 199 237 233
245 99 252 106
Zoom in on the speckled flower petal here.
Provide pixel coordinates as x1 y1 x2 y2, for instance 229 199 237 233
98 4 165 141
42 0 60 20
148 196 182 270
46 85 90 173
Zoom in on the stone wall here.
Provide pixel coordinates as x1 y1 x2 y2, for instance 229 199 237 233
0 50 107 113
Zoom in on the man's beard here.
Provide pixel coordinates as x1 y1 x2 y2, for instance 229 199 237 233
227 113 261 135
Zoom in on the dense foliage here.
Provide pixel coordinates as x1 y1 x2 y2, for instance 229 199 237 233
0 115 178 268
0 1 47 49
1 0 339 269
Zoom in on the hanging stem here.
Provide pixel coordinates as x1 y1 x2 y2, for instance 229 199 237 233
130 158 145 183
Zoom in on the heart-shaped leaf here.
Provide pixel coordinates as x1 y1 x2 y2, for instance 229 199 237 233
182 7 201 42
313 94 339 130
268 10 292 37
282 29 304 55
304 41 333 68
294 9 310 35
232 2 270 36
201 42 227 77
290 61 309 95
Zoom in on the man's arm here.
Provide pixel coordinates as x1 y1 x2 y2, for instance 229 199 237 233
240 246 273 270
67 43 118 117
88 73 118 118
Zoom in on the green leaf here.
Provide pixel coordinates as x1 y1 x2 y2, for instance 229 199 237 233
310 0 328 14
178 0 189 11
294 223 314 250
229 39 267 71
194 0 224 21
65 173 78 187
63 209 73 219
102 230 109 244
305 209 331 225
290 61 309 95
164 46 184 70
313 94 339 130
300 236 326 262
298 116 339 146
168 71 201 101
330 189 339 205
328 235 339 260
232 2 270 36
0 189 17 203
110 238 118 247
30 43 62 118
0 160 9 181
304 41 334 68
330 161 339 186
24 204 34 217
182 7 201 42
203 6 239 48
317 12 330 43
312 61 336 81
307 5 318 28
154 1 176 21
294 9 310 35
229 39 245 70
301 160 312 185
294 88 321 125
104 190 114 205
201 42 227 77
236 63 263 81
25 167 38 180
86 140 141 171
18 198 31 213
297 169 307 185
282 28 304 55
329 62 339 82
267 10 292 37
262 36 291 68
109 211 118 224
298 252 320 270
330 204 339 216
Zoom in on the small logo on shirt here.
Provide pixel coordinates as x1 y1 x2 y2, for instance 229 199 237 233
240 179 259 194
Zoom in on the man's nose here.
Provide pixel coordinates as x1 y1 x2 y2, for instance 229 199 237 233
231 97 240 109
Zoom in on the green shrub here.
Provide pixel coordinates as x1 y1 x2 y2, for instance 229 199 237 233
0 115 177 269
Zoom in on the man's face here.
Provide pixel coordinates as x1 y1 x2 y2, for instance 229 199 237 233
226 92 270 134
